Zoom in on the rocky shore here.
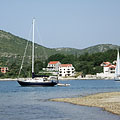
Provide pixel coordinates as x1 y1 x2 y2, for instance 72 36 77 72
51 92 120 115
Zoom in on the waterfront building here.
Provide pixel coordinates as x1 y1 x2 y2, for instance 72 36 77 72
47 61 61 71
0 67 9 73
58 64 75 77
103 64 116 74
97 61 116 79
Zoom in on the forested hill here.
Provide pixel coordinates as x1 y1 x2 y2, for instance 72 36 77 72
0 30 120 78
0 30 120 59
55 44 120 55
0 30 56 59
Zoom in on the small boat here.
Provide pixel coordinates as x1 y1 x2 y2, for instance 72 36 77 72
17 19 58 86
115 49 120 81
57 83 70 86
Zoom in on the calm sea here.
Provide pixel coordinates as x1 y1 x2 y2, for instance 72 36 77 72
0 80 120 120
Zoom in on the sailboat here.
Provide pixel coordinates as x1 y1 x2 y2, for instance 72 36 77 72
115 49 120 81
17 19 58 86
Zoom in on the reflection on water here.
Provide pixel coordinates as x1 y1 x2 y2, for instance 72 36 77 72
0 80 120 120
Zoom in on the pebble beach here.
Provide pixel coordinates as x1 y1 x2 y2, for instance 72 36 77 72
51 92 120 115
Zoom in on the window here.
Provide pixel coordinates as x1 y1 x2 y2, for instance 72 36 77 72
111 71 115 73
110 68 115 70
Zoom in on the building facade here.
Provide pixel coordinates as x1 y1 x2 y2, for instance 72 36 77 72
97 62 116 79
47 61 61 71
0 67 9 73
58 64 75 77
104 65 116 74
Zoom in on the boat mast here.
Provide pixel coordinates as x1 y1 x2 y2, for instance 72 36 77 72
32 18 35 78
115 49 120 78
117 50 120 76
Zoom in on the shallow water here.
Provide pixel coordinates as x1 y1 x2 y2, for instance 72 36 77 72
0 80 120 120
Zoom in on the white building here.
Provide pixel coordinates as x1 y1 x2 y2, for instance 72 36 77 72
47 61 61 71
58 64 75 77
97 62 116 79
104 64 116 74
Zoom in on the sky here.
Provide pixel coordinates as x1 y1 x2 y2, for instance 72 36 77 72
0 0 120 49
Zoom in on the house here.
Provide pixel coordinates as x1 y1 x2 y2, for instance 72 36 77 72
104 64 116 74
0 67 9 73
97 61 116 79
100 61 116 74
47 61 61 71
58 64 75 77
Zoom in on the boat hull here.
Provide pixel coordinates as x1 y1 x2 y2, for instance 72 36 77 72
17 80 57 87
115 79 120 81
114 76 120 81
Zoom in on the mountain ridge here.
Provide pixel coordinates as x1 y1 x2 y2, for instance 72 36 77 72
0 30 119 59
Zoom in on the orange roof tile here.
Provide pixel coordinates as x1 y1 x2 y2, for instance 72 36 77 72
60 64 72 67
104 65 116 68
103 62 111 65
48 61 60 64
109 65 116 68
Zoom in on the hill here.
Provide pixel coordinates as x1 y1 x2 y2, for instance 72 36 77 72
79 44 120 54
0 30 120 78
0 30 120 58
0 30 56 59
55 44 120 55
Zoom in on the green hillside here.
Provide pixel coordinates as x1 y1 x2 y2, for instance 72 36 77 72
0 30 56 60
80 44 120 54
55 44 120 55
0 30 120 58
0 30 120 78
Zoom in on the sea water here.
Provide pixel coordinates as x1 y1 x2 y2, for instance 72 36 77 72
0 80 120 120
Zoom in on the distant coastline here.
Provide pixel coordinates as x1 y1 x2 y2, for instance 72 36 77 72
0 77 114 81
0 78 17 81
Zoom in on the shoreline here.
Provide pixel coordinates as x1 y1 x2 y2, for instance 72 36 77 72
50 92 120 115
0 78 17 81
0 78 114 81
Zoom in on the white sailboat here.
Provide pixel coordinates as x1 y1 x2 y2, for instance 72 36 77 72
17 18 58 86
115 49 120 81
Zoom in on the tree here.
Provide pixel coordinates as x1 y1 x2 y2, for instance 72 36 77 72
47 54 65 62
34 60 43 74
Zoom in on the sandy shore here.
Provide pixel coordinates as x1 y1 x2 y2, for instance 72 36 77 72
51 92 120 115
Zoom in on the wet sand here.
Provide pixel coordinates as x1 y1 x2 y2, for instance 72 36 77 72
51 92 120 115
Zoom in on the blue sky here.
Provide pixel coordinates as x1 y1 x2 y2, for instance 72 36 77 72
0 0 120 49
